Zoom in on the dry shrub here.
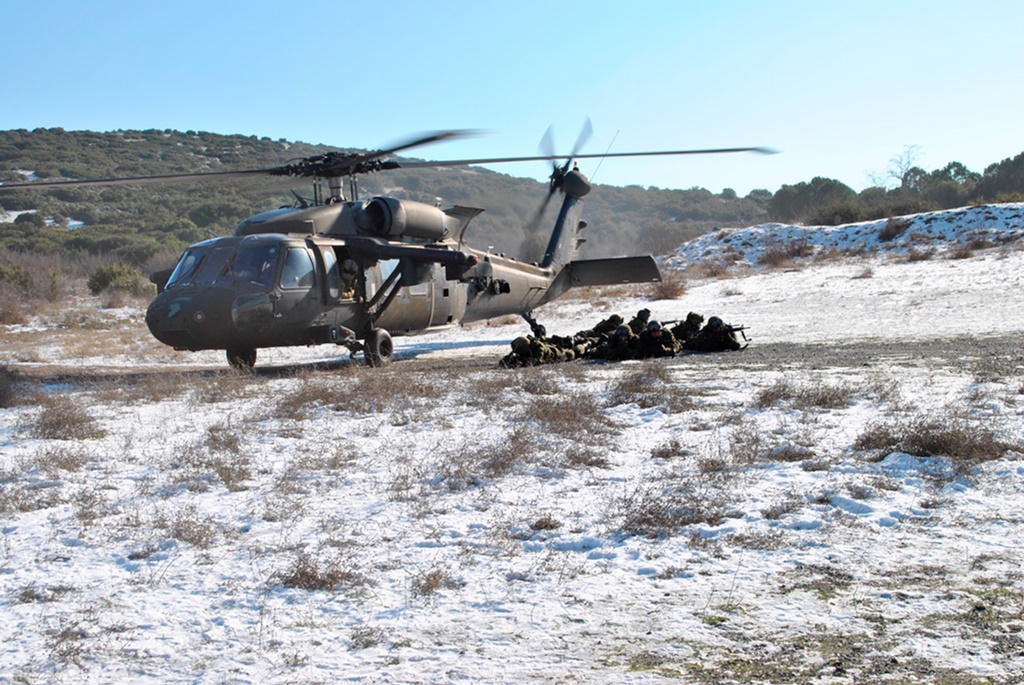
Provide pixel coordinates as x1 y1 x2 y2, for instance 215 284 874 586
686 260 731 280
523 390 612 438
346 366 445 413
649 267 687 300
564 444 610 469
529 515 562 531
518 370 561 396
32 445 89 478
728 421 817 466
948 243 975 260
479 425 533 478
729 529 790 550
754 379 856 410
0 284 28 325
902 247 935 263
759 237 812 269
0 365 20 408
619 481 730 538
350 626 387 650
278 551 365 591
651 438 688 460
760 492 804 520
30 394 106 440
411 567 462 597
161 504 217 548
488 314 521 327
879 217 911 242
192 371 263 405
0 481 64 514
607 364 695 413
16 583 75 604
855 411 1011 467
430 426 535 491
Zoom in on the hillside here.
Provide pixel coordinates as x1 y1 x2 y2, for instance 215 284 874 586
0 128 768 264
1 205 1022 683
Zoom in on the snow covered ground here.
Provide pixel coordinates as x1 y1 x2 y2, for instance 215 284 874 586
1 206 1023 683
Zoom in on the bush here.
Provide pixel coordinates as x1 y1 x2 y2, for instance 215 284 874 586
878 217 911 242
0 365 18 408
87 263 147 296
0 262 31 290
809 202 862 226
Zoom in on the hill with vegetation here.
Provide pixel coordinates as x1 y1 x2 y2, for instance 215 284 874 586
2 129 1024 275
0 128 768 269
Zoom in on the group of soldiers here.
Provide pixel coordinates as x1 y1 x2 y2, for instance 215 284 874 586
500 308 746 368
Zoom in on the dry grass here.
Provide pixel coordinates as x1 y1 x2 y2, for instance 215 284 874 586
0 364 20 407
648 267 687 300
30 394 106 440
411 566 463 597
618 481 731 538
277 551 366 591
855 410 1012 471
522 390 614 438
606 364 696 413
754 378 857 410
759 237 813 269
160 504 217 549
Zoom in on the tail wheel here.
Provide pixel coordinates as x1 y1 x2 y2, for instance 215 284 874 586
364 328 393 367
227 347 257 371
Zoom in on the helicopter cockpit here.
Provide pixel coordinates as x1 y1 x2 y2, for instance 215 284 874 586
164 239 283 291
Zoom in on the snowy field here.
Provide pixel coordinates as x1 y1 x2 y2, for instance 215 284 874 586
1 206 1023 684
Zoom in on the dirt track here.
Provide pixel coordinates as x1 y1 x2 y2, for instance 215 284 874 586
7 335 1022 390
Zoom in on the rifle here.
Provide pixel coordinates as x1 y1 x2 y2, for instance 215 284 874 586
724 325 749 344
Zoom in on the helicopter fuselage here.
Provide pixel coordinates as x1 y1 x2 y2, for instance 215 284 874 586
143 168 660 367
144 228 560 356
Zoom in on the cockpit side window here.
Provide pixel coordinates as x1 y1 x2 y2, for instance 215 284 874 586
224 243 278 287
165 248 205 289
281 248 316 289
321 247 342 300
194 247 233 285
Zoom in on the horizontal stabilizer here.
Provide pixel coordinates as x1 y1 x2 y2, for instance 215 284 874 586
564 256 662 286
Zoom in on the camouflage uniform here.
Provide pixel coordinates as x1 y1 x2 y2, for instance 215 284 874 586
669 312 704 347
684 316 742 352
636 320 680 358
627 308 651 335
572 314 623 346
590 325 639 361
500 335 573 367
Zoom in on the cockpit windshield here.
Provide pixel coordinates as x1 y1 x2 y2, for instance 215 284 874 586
165 248 205 289
164 242 280 290
221 243 279 287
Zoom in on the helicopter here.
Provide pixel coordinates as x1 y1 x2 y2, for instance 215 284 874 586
0 128 772 369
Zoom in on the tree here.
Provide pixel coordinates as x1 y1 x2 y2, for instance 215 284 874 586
768 177 856 223
13 211 45 228
886 144 923 189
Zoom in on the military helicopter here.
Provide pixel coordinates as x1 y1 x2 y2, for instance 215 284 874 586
0 128 771 369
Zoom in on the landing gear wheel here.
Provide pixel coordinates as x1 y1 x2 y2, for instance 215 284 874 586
364 329 393 367
226 347 257 371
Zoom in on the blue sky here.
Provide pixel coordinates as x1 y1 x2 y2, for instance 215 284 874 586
3 0 1023 195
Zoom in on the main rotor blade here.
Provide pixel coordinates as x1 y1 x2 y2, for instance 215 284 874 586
0 129 483 192
398 146 778 169
570 117 593 158
0 168 281 191
369 129 482 159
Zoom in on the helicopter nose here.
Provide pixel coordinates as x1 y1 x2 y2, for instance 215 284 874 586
146 287 240 350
